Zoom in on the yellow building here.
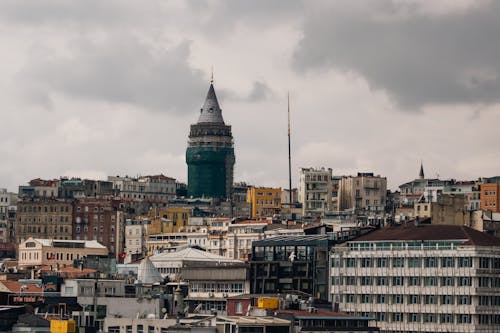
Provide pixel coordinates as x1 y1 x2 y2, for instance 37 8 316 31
150 207 191 233
246 187 281 219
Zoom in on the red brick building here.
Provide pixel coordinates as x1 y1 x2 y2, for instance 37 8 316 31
72 199 124 258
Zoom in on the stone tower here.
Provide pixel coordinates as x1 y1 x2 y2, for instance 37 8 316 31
186 83 235 199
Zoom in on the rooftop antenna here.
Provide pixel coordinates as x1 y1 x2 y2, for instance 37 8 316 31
288 92 292 209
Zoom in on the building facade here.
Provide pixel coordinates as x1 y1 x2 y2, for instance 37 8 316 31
338 173 387 213
73 199 125 257
481 178 500 213
246 187 281 219
330 223 500 332
108 175 176 201
298 168 333 216
186 83 235 199
15 198 73 243
18 237 108 267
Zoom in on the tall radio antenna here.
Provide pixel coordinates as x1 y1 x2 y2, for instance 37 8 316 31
288 92 292 208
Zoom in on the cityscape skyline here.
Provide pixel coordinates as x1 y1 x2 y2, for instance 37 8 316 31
1 1 500 193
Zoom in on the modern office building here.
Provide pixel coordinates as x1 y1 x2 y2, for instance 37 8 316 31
330 222 500 333
186 82 235 199
250 235 335 302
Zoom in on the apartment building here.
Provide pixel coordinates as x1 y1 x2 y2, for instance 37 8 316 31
15 198 73 243
330 223 500 333
338 173 387 212
298 168 333 216
414 193 470 226
246 186 281 219
108 174 176 201
481 176 500 212
73 199 125 257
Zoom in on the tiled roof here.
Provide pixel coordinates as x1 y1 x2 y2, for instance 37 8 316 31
198 83 225 124
352 223 500 246
0 281 42 293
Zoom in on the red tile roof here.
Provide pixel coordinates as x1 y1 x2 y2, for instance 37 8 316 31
0 281 43 293
353 222 500 246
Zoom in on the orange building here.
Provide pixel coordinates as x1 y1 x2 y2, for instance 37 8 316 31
246 186 281 219
481 183 500 212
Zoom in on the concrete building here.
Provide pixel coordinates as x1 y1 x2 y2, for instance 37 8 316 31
186 82 235 199
481 177 500 213
58 177 115 199
443 180 481 211
330 223 500 333
338 173 387 213
18 178 59 199
108 174 176 201
246 187 281 219
18 237 108 267
0 189 17 243
232 182 251 218
73 199 125 258
15 198 73 243
298 168 333 216
226 221 267 260
414 194 470 226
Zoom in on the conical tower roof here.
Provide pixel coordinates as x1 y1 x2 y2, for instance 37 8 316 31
197 83 225 124
137 257 163 284
419 162 425 179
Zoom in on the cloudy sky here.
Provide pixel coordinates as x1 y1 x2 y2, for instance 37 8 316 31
1 0 500 192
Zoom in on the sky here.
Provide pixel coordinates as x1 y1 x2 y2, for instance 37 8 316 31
1 0 500 192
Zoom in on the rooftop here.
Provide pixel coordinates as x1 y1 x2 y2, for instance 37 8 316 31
150 247 243 263
352 223 500 246
253 235 334 247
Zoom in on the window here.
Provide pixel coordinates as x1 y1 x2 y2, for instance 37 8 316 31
408 295 420 304
392 276 403 286
441 295 454 305
457 314 471 324
458 257 473 267
424 295 438 304
361 258 373 267
441 277 455 286
408 257 422 268
392 294 403 304
423 313 437 323
424 257 438 267
424 277 438 286
376 257 388 267
409 277 421 286
345 258 357 267
361 294 372 303
392 257 404 267
361 277 372 286
376 294 387 304
408 313 421 323
480 257 490 268
458 295 471 305
376 277 388 286
458 277 472 286
441 257 455 268
440 314 454 324
392 312 403 322
235 302 243 314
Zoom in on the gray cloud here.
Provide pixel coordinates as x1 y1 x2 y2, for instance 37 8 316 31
16 35 207 113
294 1 500 108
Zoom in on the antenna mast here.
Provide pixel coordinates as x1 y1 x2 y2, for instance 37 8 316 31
288 92 292 208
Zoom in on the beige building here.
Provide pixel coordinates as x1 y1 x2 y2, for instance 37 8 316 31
298 167 333 216
15 198 73 243
18 237 108 268
338 173 387 212
415 194 469 226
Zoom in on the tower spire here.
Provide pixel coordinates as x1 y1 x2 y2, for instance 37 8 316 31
210 65 214 84
419 160 425 180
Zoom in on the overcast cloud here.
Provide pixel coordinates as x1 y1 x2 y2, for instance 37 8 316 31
1 0 499 193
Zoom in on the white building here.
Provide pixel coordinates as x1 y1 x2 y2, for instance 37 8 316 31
330 223 500 333
108 174 176 201
298 168 333 216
